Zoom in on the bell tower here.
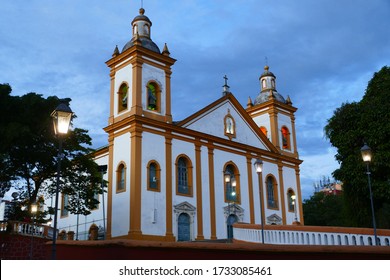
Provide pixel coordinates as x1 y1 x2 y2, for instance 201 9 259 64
247 65 299 158
106 8 176 125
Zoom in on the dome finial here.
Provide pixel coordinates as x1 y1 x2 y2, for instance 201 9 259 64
139 7 145 15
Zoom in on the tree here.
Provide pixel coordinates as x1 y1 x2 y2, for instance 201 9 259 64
0 84 102 222
303 191 349 227
324 66 390 228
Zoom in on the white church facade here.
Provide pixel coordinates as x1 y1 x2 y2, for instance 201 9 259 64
57 8 303 242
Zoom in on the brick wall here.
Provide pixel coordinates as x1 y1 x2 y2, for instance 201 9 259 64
0 232 50 260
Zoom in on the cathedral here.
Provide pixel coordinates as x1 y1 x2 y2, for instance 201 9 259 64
58 8 303 242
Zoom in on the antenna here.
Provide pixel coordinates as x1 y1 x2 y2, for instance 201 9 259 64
141 0 144 8
265 56 269 66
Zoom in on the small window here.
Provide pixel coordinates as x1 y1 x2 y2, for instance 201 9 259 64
146 82 160 111
176 156 193 196
61 193 69 217
281 126 291 150
116 163 126 192
147 161 161 192
266 175 278 209
118 83 128 112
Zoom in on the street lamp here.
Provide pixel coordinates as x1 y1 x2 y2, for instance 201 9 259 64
51 99 73 259
30 202 38 259
361 143 378 246
254 158 265 244
98 164 108 240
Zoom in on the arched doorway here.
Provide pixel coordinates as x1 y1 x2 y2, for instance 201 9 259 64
227 214 238 240
178 213 191 241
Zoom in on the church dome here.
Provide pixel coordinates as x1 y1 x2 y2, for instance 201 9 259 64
253 65 287 105
253 91 286 104
122 37 161 53
122 8 161 54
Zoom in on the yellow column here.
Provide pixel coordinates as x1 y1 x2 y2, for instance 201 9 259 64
246 155 255 224
278 163 287 224
195 143 204 240
128 124 143 239
165 134 175 241
207 145 217 239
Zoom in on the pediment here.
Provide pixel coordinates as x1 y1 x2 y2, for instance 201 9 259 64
177 93 277 153
173 201 196 213
266 214 282 225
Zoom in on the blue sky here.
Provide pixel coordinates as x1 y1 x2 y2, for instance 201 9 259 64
1 0 389 199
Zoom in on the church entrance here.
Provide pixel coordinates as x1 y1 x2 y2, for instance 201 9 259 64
178 213 191 241
227 214 238 240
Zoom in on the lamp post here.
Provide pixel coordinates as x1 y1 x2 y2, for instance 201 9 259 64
98 164 108 240
254 158 265 244
51 99 73 259
30 202 38 259
361 143 378 246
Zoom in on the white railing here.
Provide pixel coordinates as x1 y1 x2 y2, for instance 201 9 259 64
0 221 54 239
233 224 390 246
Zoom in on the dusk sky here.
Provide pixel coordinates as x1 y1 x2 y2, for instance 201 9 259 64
1 0 389 199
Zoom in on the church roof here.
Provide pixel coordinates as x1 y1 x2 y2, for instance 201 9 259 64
253 91 286 104
122 37 161 53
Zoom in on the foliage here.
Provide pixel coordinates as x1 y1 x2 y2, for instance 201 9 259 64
324 66 390 228
303 192 349 227
0 83 103 222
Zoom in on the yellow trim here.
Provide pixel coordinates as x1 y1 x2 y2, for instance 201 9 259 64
246 155 255 224
207 145 217 240
128 124 143 239
165 135 175 241
277 163 287 224
195 142 204 240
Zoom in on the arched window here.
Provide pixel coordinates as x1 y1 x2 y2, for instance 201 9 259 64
224 163 241 203
266 175 278 209
287 189 295 212
260 126 268 137
281 126 291 150
116 162 126 192
176 156 193 196
118 83 128 112
147 160 160 192
146 81 160 111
